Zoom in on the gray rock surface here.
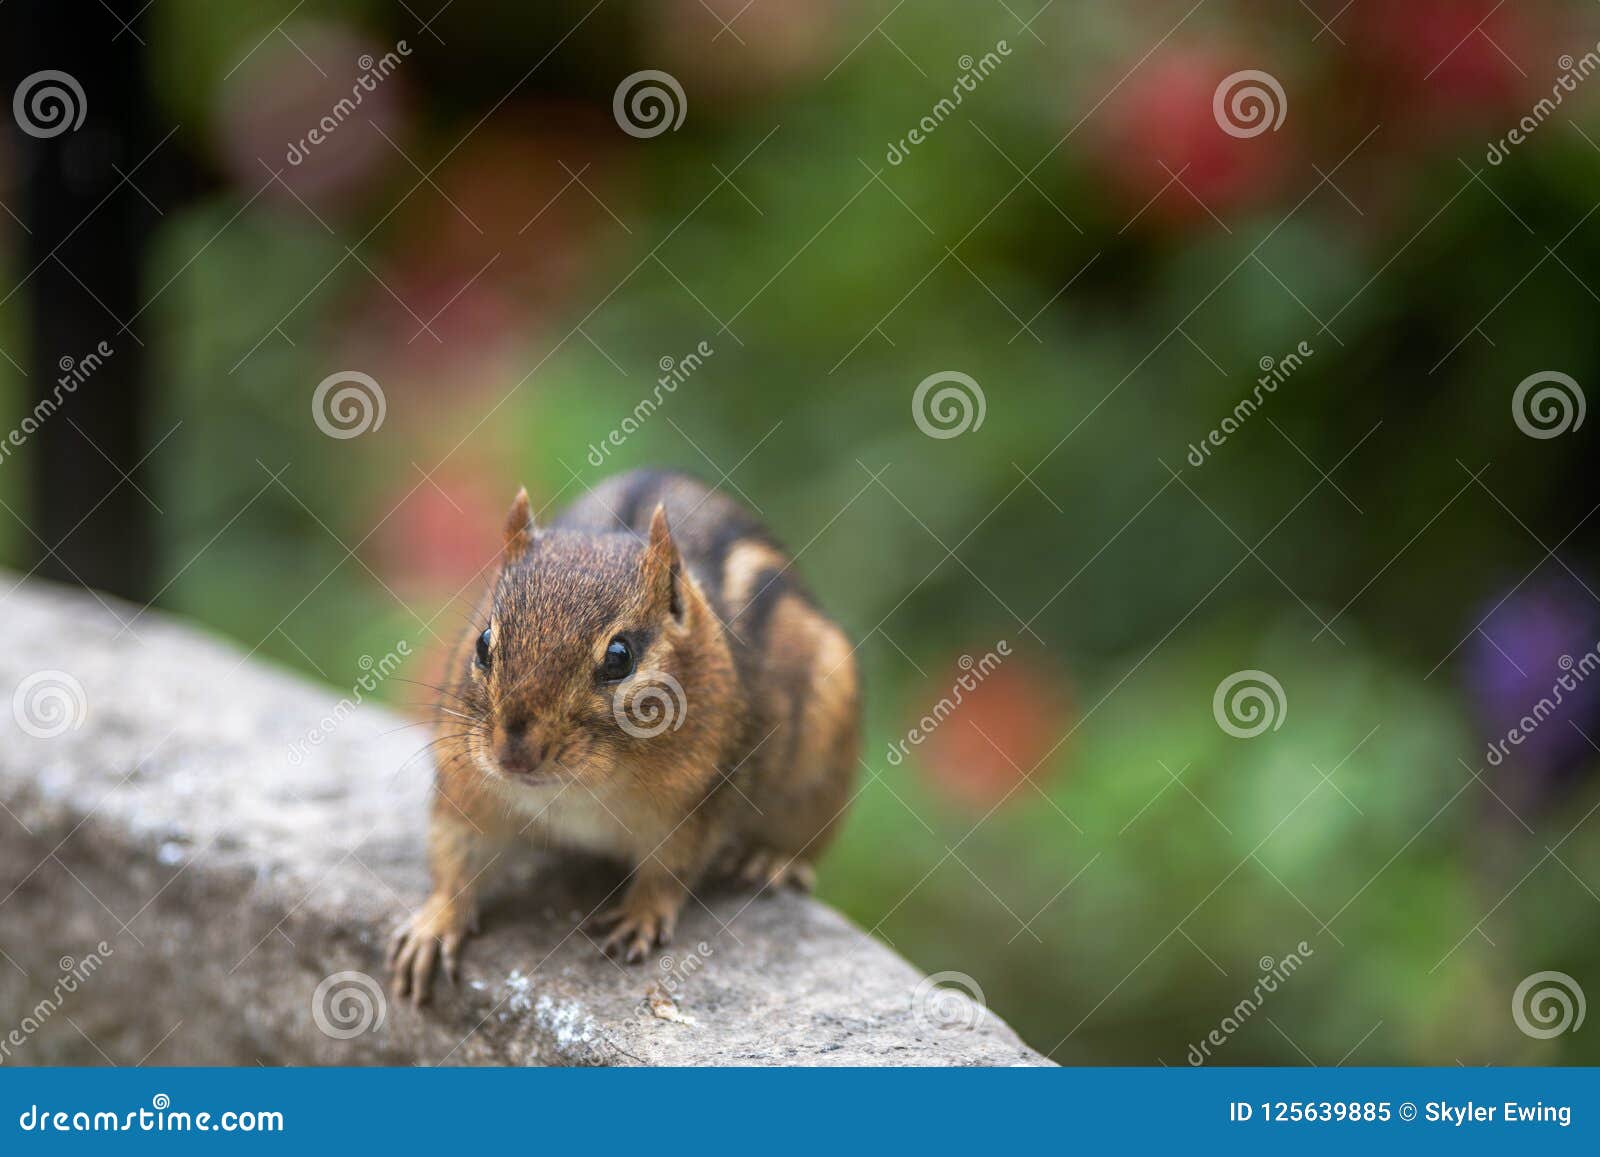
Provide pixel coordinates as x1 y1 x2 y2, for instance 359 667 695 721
0 576 1047 1066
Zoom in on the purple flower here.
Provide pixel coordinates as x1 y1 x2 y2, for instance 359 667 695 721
1464 583 1600 798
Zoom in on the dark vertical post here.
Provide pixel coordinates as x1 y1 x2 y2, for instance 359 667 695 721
4 0 154 600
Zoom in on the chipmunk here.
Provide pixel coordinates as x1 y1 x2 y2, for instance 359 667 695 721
389 468 860 1002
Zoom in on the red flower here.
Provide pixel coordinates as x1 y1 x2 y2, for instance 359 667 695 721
1349 0 1547 127
911 648 1072 812
1093 48 1293 228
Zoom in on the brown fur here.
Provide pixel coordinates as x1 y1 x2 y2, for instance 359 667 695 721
390 469 861 1001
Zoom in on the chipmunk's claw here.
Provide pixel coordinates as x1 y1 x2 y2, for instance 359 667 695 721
734 850 814 895
595 901 676 964
389 902 472 1006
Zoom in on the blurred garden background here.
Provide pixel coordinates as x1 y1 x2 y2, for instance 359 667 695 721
4 0 1600 1063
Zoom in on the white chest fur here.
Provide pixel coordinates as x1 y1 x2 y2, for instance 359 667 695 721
503 779 639 859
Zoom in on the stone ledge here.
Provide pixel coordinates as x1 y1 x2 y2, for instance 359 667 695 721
0 576 1047 1066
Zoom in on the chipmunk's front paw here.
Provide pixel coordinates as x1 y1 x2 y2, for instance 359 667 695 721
595 890 680 964
388 896 476 1006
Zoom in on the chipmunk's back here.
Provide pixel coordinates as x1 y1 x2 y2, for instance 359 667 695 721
561 467 860 867
557 467 818 653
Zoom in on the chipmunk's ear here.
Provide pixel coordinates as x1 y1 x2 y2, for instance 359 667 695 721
642 503 684 622
502 487 535 563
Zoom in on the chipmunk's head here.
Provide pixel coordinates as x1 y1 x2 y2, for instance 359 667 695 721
455 488 734 791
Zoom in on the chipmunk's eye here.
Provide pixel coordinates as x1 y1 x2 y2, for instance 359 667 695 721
475 628 492 670
599 636 634 682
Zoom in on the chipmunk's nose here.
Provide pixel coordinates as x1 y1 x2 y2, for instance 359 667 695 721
497 717 552 778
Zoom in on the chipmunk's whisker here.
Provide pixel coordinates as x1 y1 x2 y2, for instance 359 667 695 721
379 718 440 737
393 677 476 709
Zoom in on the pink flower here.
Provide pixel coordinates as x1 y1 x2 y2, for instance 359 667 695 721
368 469 511 600
648 0 838 100
216 21 411 212
327 114 628 425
